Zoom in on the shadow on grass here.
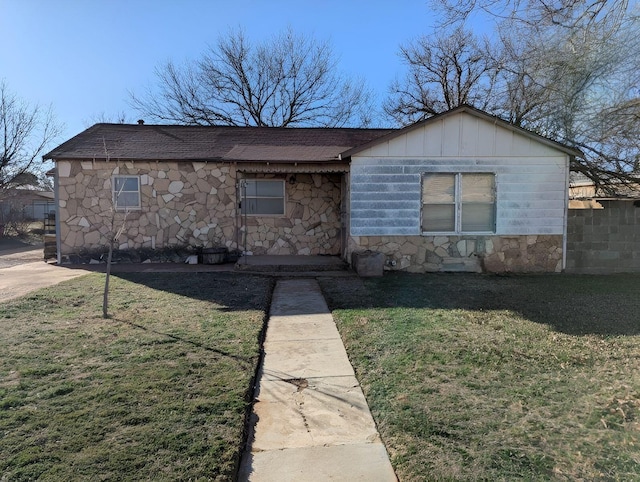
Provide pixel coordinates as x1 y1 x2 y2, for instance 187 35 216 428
118 317 256 368
113 271 271 313
319 272 640 336
101 272 274 367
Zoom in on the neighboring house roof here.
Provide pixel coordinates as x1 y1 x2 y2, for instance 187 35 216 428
43 124 393 163
569 172 640 199
340 105 583 159
569 172 593 186
0 188 54 201
34 190 55 200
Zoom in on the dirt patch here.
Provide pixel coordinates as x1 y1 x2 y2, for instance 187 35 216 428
283 378 309 392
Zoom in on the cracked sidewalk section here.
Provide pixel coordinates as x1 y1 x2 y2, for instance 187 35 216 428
239 278 396 481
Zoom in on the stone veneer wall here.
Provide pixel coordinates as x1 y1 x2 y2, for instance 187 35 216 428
242 173 342 255
57 160 238 257
348 235 564 273
57 160 343 258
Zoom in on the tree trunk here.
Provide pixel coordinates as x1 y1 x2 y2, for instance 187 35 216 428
103 240 113 318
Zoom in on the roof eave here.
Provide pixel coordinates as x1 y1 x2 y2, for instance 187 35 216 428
44 156 344 163
42 124 105 161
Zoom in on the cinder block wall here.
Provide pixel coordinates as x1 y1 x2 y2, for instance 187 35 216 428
566 200 640 273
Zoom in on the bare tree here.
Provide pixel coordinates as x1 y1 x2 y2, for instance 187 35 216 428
85 111 130 126
102 203 129 319
101 140 130 319
386 7 640 191
384 27 499 124
130 27 375 127
431 0 631 31
497 14 640 192
0 81 62 192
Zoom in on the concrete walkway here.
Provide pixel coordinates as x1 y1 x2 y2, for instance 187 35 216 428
238 279 396 481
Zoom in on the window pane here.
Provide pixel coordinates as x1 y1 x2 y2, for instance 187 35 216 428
243 197 284 215
423 174 455 203
254 198 284 215
244 181 258 197
422 204 455 231
461 203 495 231
113 176 140 209
243 198 258 214
242 180 284 215
244 180 284 197
462 174 494 202
116 192 140 208
114 177 138 192
256 180 283 197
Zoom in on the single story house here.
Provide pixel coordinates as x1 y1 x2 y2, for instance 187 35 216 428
569 172 640 208
0 188 55 228
43 105 581 272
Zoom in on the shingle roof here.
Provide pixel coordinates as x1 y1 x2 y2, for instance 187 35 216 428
44 106 582 164
43 124 394 163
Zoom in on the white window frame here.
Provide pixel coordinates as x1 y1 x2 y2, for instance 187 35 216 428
112 175 141 211
241 179 285 216
421 172 496 234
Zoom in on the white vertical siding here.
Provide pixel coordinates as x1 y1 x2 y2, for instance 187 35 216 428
361 114 566 159
350 113 570 237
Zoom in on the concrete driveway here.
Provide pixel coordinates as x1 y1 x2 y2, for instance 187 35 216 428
0 243 91 303
0 240 236 303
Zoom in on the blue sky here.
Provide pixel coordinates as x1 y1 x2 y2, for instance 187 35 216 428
1 0 469 141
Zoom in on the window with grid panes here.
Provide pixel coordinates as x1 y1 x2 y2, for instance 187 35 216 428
241 179 285 215
422 173 495 233
112 176 141 210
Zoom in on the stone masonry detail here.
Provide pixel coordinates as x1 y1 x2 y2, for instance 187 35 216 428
57 160 342 259
348 235 564 273
57 161 238 257
241 173 342 256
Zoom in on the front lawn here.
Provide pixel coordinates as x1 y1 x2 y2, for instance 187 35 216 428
320 273 640 481
0 272 271 481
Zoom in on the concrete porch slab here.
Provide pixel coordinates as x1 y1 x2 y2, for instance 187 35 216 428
236 255 349 273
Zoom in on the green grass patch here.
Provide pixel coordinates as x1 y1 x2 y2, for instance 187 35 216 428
320 273 640 481
0 272 272 481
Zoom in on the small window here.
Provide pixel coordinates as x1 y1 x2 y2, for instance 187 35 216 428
112 176 141 210
422 174 456 231
241 179 285 215
422 173 495 233
461 173 495 232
